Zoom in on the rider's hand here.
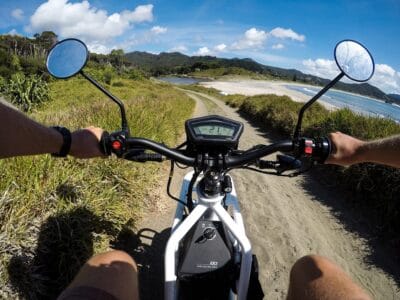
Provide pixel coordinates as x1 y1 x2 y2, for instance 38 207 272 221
325 131 365 166
70 126 105 159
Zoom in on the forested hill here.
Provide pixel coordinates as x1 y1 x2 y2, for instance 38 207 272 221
125 51 390 101
0 31 58 78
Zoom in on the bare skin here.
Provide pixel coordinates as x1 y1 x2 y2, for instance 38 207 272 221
326 131 400 168
58 250 139 300
0 101 104 158
287 255 372 300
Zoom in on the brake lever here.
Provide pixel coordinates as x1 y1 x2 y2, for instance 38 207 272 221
276 154 302 175
124 148 146 158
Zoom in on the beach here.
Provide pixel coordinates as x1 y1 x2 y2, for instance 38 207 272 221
200 79 339 111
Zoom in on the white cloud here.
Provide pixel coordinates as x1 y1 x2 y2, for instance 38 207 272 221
194 46 211 56
26 0 153 51
375 64 396 77
12 8 24 21
151 26 167 35
87 43 112 54
169 45 188 53
270 27 305 42
214 43 227 52
370 64 400 94
272 43 284 50
302 58 340 79
231 27 267 50
302 59 400 94
8 29 20 36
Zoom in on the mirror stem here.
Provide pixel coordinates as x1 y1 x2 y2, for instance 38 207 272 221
80 71 130 135
293 72 344 140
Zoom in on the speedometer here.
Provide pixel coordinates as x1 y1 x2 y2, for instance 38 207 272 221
193 124 235 137
185 115 243 150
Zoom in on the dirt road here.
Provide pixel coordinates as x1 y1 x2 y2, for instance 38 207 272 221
135 90 399 299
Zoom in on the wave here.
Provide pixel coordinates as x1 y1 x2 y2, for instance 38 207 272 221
303 87 317 94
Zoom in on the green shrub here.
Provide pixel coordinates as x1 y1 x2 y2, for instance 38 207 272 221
112 81 124 87
3 73 50 112
126 68 145 80
103 67 114 85
0 75 5 92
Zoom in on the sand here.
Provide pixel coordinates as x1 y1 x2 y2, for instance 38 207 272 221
200 79 338 110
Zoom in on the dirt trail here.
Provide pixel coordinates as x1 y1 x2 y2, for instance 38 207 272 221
136 90 399 299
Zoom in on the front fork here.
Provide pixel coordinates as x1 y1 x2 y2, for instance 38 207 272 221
165 171 252 300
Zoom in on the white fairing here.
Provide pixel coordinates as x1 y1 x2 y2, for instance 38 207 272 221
165 171 253 300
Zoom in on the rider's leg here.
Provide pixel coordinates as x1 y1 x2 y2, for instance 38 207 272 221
287 255 371 300
58 250 139 300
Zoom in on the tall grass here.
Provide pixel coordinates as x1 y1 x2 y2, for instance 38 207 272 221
0 77 194 299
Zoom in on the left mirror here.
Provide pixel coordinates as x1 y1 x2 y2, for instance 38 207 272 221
46 38 88 79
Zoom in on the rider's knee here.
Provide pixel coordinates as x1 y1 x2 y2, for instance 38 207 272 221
290 254 329 281
88 250 137 272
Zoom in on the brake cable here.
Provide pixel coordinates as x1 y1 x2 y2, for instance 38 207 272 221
167 160 189 209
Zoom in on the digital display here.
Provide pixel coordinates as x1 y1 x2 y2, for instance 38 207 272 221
185 115 243 150
193 124 235 137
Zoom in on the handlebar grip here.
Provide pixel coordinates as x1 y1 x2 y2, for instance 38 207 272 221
100 131 112 156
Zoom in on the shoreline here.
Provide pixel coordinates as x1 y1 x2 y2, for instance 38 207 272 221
199 78 338 111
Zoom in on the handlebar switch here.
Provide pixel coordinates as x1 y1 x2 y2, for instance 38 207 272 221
108 131 128 157
112 140 122 151
302 138 314 156
298 137 331 163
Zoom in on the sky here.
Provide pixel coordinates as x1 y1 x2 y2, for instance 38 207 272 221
1 0 400 94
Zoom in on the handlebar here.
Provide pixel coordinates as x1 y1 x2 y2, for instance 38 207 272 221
126 138 196 165
225 141 294 168
102 133 331 170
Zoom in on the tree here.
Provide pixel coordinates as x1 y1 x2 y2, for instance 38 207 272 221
110 49 125 69
34 31 58 55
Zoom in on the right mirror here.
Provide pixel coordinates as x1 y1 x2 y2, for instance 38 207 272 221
334 40 375 82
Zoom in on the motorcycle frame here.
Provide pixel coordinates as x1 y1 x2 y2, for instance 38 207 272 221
164 170 253 300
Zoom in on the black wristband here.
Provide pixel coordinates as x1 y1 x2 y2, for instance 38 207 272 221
51 126 72 157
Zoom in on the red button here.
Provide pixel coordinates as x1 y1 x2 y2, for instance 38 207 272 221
112 141 122 150
305 140 313 154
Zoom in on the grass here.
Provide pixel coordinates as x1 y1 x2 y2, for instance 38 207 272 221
0 76 195 299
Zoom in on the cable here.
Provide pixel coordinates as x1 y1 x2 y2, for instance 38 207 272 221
175 161 189 169
186 171 200 212
166 160 188 208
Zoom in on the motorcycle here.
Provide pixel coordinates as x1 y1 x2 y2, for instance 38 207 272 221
46 38 375 300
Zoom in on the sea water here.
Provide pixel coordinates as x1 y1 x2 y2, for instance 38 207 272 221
285 85 400 123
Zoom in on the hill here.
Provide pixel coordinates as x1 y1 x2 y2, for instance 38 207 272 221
387 93 400 105
125 51 388 100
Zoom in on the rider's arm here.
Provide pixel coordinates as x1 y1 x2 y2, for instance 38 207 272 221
326 131 400 168
0 100 104 159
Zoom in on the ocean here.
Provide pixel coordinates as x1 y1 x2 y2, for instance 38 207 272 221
285 84 400 123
